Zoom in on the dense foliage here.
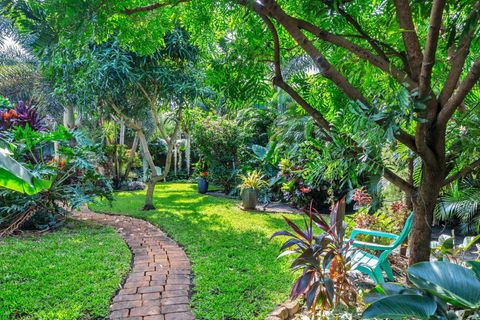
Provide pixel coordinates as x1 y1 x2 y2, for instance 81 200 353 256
0 98 112 234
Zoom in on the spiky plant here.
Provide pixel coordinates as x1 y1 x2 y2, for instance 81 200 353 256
238 170 268 192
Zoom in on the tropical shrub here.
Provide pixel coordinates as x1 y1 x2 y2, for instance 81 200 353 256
347 188 407 245
363 261 480 319
272 198 358 313
0 100 44 131
277 157 336 211
0 116 112 234
191 114 240 193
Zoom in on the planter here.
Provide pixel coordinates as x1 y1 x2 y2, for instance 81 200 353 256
198 178 208 194
241 188 258 210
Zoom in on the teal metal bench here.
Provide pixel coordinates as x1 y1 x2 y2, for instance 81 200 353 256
348 213 414 284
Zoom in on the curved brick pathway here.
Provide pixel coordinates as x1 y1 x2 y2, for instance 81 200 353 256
74 207 194 320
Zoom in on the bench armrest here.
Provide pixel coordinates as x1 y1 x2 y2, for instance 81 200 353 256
350 228 398 241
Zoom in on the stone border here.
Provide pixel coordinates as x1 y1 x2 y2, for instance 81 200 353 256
265 300 301 320
74 208 194 320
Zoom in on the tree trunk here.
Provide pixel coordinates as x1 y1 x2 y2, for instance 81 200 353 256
408 167 442 265
186 134 191 175
123 134 139 181
63 105 75 129
143 139 175 210
142 108 183 210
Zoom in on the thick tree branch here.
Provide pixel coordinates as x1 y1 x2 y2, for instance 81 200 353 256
108 98 141 131
437 57 480 126
419 0 445 97
295 19 417 88
393 0 424 81
257 10 414 194
255 0 420 155
256 12 333 138
442 158 480 186
414 0 445 169
439 1 480 106
122 0 188 14
384 167 415 194
138 83 169 140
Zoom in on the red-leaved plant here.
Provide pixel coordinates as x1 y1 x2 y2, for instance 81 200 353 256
272 197 358 313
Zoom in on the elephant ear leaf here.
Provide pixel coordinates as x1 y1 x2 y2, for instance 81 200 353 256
407 261 480 309
362 294 436 319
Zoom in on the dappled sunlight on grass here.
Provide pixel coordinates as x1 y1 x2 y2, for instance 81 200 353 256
91 182 304 319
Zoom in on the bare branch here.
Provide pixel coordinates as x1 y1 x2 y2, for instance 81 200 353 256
419 0 445 97
442 158 480 186
393 0 424 81
257 9 414 194
108 98 141 131
413 0 446 169
437 57 480 126
384 166 415 194
295 19 417 88
123 0 189 15
439 1 480 105
256 11 333 138
137 83 169 140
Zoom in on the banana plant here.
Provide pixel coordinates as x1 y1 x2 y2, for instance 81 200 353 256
363 261 480 319
0 148 51 194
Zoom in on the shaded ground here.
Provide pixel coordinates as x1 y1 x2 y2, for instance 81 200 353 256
91 183 305 320
0 220 131 320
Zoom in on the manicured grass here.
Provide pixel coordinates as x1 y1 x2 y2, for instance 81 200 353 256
91 182 304 320
0 220 131 320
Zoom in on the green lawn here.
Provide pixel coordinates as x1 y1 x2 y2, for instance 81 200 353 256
91 182 304 320
0 220 131 320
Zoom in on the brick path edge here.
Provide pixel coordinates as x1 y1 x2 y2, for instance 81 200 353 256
74 207 195 320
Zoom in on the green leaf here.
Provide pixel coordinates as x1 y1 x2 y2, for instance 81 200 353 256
467 261 480 280
407 261 480 308
0 148 52 195
363 294 437 319
251 144 267 160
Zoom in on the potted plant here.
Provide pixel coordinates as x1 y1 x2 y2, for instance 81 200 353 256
195 159 209 194
239 170 268 210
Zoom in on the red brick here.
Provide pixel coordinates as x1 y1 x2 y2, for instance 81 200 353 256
130 306 161 316
113 293 142 302
161 304 190 314
143 292 161 300
109 308 129 319
161 296 189 306
138 285 164 294
162 290 189 298
110 300 142 310
144 316 165 320
164 312 195 320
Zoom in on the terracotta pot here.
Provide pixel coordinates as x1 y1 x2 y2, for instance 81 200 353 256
242 188 258 210
198 178 208 194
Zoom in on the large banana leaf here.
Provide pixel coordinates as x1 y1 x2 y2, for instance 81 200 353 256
408 261 480 309
0 148 51 195
362 294 437 319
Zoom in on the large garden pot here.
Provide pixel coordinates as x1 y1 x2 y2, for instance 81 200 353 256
242 188 258 210
198 178 208 194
